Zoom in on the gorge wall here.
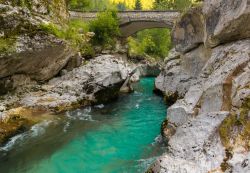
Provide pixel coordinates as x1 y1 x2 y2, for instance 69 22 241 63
0 0 73 95
152 0 250 172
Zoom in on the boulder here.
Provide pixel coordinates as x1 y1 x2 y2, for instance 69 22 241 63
172 7 204 53
155 45 210 102
64 53 83 72
203 0 250 47
20 55 130 112
150 112 229 173
0 55 131 144
0 4 74 94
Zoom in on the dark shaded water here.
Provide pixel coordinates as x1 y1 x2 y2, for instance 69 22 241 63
0 78 167 173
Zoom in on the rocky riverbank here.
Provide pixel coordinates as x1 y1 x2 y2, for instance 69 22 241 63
0 1 129 145
0 1 163 147
151 0 250 172
0 55 133 144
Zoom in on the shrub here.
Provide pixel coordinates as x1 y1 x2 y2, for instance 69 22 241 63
39 23 65 39
89 10 120 47
40 19 93 57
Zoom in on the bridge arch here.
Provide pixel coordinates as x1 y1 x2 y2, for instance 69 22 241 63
119 20 172 37
69 10 180 37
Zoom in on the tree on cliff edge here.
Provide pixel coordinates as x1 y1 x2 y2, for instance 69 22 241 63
134 0 142 10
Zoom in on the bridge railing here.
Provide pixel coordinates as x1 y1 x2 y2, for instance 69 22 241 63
69 10 180 13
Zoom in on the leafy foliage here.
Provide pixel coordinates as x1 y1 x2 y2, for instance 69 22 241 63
134 0 142 10
40 19 92 53
128 28 171 60
89 10 120 47
68 0 91 10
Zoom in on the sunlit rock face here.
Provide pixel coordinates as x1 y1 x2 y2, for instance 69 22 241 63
152 0 250 172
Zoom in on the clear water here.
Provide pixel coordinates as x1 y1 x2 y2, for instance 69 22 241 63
0 77 167 173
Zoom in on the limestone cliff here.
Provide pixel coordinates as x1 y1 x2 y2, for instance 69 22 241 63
0 0 73 95
152 0 250 172
0 0 68 23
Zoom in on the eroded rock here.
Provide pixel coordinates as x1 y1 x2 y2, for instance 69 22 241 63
155 45 210 103
203 0 250 47
172 7 204 53
0 4 75 94
20 55 130 112
153 1 250 172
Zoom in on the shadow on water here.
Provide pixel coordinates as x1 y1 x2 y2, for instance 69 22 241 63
0 77 167 173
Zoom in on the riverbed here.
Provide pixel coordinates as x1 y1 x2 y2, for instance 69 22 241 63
0 77 167 173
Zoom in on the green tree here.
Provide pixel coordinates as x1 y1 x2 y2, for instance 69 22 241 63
134 0 142 10
89 10 120 47
128 28 171 60
69 0 91 10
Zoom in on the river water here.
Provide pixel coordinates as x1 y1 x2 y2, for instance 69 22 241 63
0 77 167 173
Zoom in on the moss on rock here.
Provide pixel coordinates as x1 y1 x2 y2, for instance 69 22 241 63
0 37 16 54
219 98 250 150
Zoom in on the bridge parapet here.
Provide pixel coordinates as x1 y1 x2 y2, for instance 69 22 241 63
69 10 180 37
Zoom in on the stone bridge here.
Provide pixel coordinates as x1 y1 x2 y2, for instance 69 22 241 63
69 10 180 37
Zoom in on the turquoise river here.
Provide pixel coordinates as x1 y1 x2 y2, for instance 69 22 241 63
0 77 167 173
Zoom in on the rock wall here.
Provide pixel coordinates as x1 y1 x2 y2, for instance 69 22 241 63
0 2 73 95
152 0 250 172
0 0 68 23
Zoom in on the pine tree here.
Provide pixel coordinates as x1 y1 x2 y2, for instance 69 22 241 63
134 0 142 10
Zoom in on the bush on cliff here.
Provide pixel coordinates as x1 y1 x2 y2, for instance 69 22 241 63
40 19 93 56
89 10 120 48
